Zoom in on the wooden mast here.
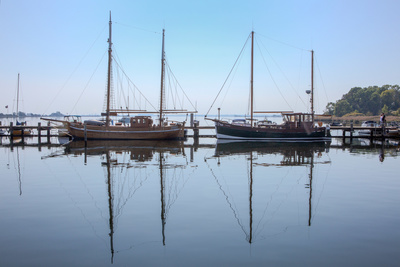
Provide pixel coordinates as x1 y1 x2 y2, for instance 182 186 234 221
16 73 20 123
106 12 113 127
311 50 314 124
250 31 254 127
159 29 166 126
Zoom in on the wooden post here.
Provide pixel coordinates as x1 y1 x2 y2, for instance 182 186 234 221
10 122 14 138
47 122 51 143
350 123 353 139
38 122 42 145
84 124 87 145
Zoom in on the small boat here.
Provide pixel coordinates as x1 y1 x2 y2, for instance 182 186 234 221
13 73 32 137
330 121 342 127
206 32 330 141
56 115 82 137
358 121 378 136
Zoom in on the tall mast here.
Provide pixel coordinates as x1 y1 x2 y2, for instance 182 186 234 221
159 29 166 125
311 50 314 124
106 12 113 127
250 31 254 127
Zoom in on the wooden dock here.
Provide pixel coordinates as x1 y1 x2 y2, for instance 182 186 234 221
329 124 399 139
1 122 399 143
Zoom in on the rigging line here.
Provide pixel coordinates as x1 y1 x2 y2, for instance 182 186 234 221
112 47 128 109
41 158 107 245
310 159 332 225
69 50 107 114
165 65 175 109
220 44 247 113
114 21 161 35
257 32 307 51
257 36 307 108
255 37 294 110
112 58 158 111
205 159 248 236
165 59 197 110
205 33 252 117
42 24 107 115
315 56 329 106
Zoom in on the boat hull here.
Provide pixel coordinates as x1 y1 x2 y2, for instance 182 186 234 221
215 121 330 141
68 124 185 140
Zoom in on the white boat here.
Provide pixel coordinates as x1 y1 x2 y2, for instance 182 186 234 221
358 121 378 136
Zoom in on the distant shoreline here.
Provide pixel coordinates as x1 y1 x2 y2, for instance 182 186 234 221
320 115 399 123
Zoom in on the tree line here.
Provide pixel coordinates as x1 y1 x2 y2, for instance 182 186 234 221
324 85 400 117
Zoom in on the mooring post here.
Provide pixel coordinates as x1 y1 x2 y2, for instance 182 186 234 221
350 123 353 139
84 124 87 145
46 122 51 143
38 122 42 145
10 122 14 138
190 113 194 127
193 120 199 139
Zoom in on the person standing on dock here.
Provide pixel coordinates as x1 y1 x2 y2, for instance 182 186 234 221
380 113 386 126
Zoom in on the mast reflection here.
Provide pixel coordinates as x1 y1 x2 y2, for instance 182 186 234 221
61 140 187 262
211 140 331 243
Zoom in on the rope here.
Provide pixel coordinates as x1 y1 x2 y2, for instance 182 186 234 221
205 33 252 117
42 24 107 116
70 50 107 114
255 38 294 110
112 56 158 111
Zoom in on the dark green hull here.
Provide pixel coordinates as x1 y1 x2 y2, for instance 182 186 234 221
215 121 330 141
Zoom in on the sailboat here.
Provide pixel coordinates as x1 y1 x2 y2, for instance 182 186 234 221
44 13 187 140
12 73 31 137
206 32 330 141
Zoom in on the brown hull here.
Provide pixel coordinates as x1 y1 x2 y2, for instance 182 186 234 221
68 124 185 140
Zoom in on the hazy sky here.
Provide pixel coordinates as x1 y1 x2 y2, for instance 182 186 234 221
1 0 399 116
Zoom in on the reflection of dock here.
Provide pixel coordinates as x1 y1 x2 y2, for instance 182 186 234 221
329 125 400 139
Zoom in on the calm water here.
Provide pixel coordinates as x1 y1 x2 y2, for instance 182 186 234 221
1 134 400 266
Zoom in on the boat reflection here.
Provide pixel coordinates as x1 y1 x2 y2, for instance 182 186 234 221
43 139 190 262
209 140 331 243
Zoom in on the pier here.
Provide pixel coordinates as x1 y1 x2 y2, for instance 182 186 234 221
1 121 399 146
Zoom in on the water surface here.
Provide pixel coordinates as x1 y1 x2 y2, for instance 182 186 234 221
0 137 399 266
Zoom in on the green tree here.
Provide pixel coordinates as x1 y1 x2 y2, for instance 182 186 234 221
334 100 352 117
381 104 390 115
324 102 335 115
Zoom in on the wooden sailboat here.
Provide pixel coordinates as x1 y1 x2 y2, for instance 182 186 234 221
47 14 186 140
206 32 330 141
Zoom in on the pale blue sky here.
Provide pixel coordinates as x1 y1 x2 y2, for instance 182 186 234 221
1 0 399 115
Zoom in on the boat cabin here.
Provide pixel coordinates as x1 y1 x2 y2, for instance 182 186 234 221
64 115 82 124
282 113 313 128
130 116 153 128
